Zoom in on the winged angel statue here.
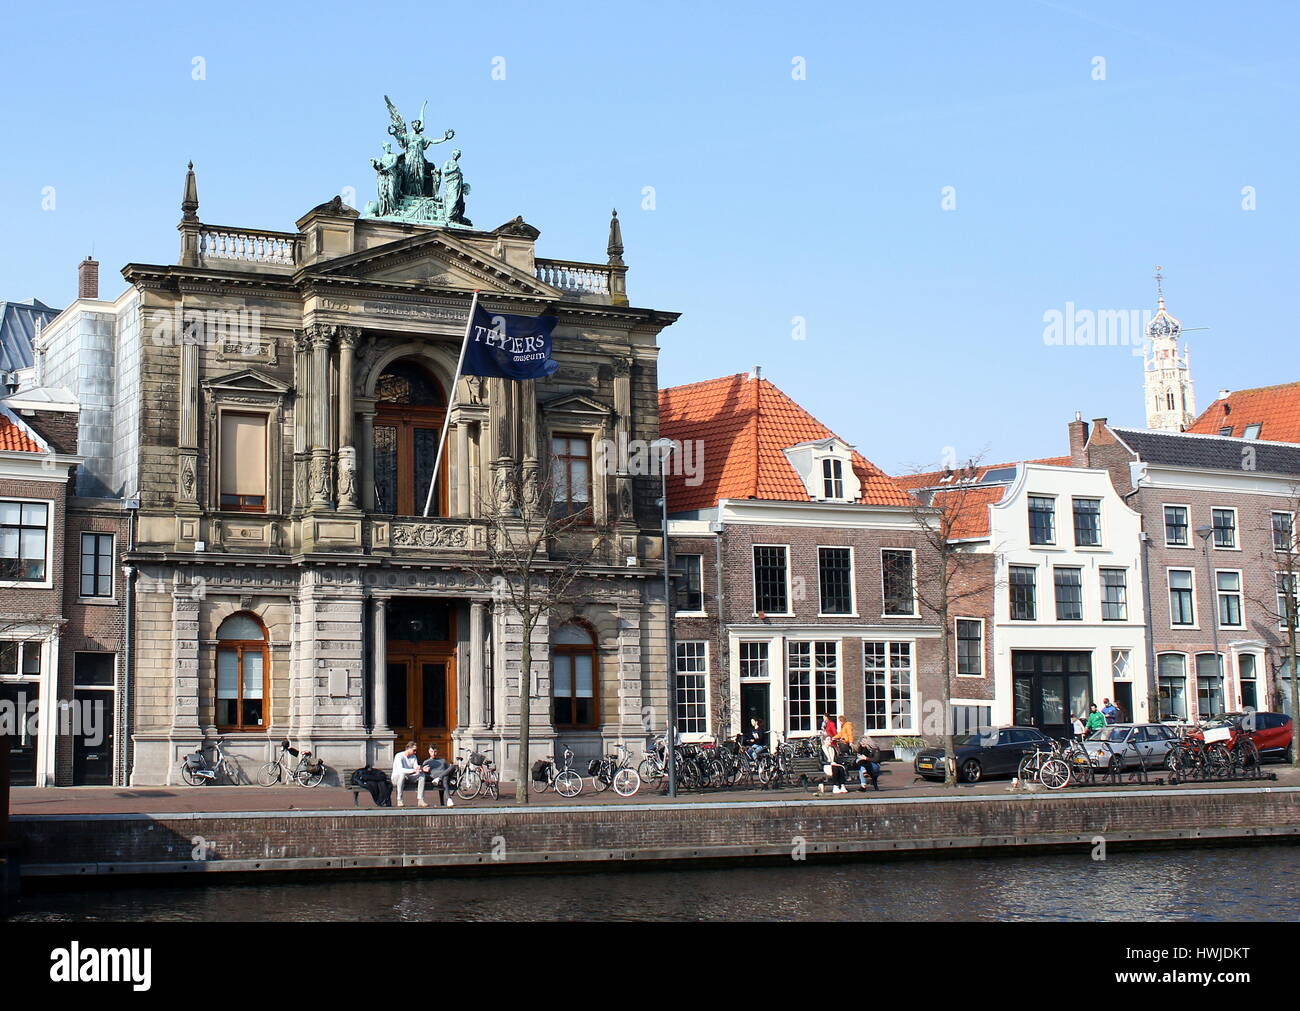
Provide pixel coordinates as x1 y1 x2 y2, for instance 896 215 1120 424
369 96 456 218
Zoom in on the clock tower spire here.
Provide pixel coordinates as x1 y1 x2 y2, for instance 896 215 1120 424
1143 266 1196 431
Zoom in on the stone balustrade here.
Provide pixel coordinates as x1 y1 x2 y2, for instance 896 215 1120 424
199 225 299 265
535 258 614 296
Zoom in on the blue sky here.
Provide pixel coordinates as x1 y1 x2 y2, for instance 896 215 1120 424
1 0 1295 473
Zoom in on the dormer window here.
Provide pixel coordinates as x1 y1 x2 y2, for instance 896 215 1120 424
822 458 844 500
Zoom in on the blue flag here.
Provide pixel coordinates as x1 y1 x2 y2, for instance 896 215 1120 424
461 303 560 380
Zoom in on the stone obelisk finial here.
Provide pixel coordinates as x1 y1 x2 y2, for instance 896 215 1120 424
606 208 625 267
181 161 200 223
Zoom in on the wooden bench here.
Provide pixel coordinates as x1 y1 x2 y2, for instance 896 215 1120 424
782 755 889 792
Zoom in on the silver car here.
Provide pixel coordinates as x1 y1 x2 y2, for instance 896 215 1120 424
1081 723 1178 771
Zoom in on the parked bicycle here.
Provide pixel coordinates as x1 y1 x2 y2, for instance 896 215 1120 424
257 738 327 787
455 748 500 801
531 746 583 798
588 743 642 797
180 736 234 786
1016 739 1071 790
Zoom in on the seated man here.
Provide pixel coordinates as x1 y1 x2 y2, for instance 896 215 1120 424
390 740 426 808
854 737 882 792
419 745 455 808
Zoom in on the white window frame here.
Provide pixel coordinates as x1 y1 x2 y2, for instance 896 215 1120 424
751 543 793 617
1167 567 1198 629
816 544 856 617
1071 496 1103 547
954 617 984 678
821 457 844 501
880 546 918 618
1210 506 1240 551
1214 568 1246 629
1099 567 1128 622
78 531 117 603
1163 503 1193 549
1111 647 1132 681
1008 563 1038 621
785 639 840 736
1028 494 1057 546
738 640 770 679
674 640 711 739
674 553 706 616
1053 565 1085 622
862 638 918 734
1276 572 1300 632
1272 511 1296 553
0 497 55 590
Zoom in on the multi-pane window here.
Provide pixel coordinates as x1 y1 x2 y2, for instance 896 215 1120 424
1211 508 1237 548
79 533 114 598
881 549 916 616
552 623 597 728
550 435 592 519
0 501 48 581
1168 569 1195 626
822 457 844 500
1072 498 1101 547
215 613 267 729
1009 565 1037 620
219 413 268 511
1164 505 1189 546
373 360 447 516
863 640 914 731
786 641 837 734
1273 512 1294 553
818 547 853 615
1158 653 1188 721
1100 568 1127 621
739 641 769 678
1054 567 1083 621
950 705 993 736
675 554 704 612
1216 571 1243 627
955 618 983 676
1196 653 1224 717
753 546 789 614
1277 573 1300 630
1243 423 1262 440
1028 495 1056 545
1239 653 1259 711
675 641 708 735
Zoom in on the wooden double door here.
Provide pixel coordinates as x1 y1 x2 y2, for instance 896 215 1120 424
386 649 457 761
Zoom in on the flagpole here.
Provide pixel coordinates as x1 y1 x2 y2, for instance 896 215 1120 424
422 289 480 517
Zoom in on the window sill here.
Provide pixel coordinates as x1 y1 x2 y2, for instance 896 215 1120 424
881 613 920 620
77 597 118 607
1165 544 1194 550
674 611 709 619
818 613 859 619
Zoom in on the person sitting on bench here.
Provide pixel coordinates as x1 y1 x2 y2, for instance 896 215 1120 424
854 737 881 792
391 741 425 808
419 745 455 808
821 738 848 794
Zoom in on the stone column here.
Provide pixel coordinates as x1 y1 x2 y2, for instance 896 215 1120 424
309 326 333 508
371 598 388 736
469 599 485 728
357 408 376 512
336 328 359 511
455 419 470 518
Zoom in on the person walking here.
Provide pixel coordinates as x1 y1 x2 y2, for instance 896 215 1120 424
1070 714 1086 741
391 741 424 807
419 745 455 808
1085 704 1107 736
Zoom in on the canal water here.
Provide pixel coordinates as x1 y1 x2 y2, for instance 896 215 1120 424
8 845 1299 921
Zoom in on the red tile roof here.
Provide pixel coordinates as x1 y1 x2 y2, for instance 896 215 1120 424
892 457 1073 540
658 373 915 512
1187 382 1300 442
0 414 43 453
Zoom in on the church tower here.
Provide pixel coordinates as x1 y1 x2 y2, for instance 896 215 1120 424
1143 267 1196 431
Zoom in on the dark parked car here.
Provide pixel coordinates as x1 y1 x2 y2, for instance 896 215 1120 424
913 726 1050 783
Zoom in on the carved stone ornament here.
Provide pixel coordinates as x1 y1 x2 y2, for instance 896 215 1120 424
179 456 197 501
337 447 358 507
309 455 331 499
390 523 468 548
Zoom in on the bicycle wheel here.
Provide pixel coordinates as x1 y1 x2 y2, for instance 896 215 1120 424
1237 738 1261 775
530 768 551 793
555 770 583 798
257 762 282 787
485 770 500 800
180 762 207 787
613 768 641 797
637 758 662 786
708 758 728 788
455 768 482 799
297 766 326 788
592 764 611 792
1038 758 1070 790
1016 755 1037 781
1206 744 1233 777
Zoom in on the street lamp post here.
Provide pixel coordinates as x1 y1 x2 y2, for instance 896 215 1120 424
651 437 678 798
1195 526 1224 717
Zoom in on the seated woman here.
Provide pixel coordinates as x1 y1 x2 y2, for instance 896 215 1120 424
854 737 882 792
821 739 848 794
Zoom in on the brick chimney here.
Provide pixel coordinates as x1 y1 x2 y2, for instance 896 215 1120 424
1067 411 1089 466
78 256 99 300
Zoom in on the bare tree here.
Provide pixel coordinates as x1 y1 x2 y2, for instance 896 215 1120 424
467 463 612 803
888 458 999 787
1249 489 1300 768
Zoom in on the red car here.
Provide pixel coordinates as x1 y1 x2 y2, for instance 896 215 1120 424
1196 712 1294 762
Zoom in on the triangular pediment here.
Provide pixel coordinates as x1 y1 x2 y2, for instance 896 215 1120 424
542 393 611 416
202 369 292 395
308 230 560 297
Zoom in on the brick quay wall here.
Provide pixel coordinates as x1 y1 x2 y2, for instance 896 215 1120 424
12 787 1299 883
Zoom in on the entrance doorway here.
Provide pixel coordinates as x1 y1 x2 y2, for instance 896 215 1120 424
740 682 770 739
1012 651 1092 738
1112 681 1134 725
384 599 457 759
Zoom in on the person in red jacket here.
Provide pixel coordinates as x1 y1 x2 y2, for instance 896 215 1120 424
822 713 838 739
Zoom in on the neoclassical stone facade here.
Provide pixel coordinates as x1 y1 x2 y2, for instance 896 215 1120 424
65 170 679 784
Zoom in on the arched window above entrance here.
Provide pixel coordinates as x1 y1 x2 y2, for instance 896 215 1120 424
216 612 268 730
373 359 448 516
